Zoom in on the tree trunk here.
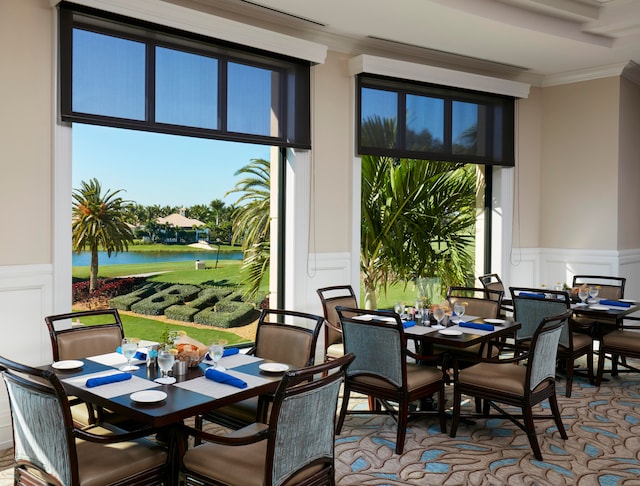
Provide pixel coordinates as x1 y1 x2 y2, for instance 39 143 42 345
363 280 377 310
90 247 99 292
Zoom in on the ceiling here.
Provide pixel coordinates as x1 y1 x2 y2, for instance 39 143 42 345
173 0 640 85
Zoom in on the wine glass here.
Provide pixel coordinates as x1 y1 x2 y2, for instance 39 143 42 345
432 306 445 329
414 300 423 323
589 285 600 303
209 340 225 369
453 302 466 322
394 302 402 316
155 348 176 384
578 286 590 305
120 338 139 371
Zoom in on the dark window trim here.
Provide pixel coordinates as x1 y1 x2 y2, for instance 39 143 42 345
58 1 311 149
357 73 514 167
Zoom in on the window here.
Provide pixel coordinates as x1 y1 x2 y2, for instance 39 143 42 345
357 74 514 166
59 2 310 149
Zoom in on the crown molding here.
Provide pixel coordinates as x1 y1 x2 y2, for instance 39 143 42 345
540 61 630 86
53 0 327 64
349 54 531 99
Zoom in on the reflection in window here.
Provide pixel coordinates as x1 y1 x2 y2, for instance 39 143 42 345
361 87 397 148
406 95 444 152
452 101 482 156
156 47 218 129
72 29 145 120
228 63 278 137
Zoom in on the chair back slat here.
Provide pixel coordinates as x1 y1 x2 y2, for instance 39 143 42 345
254 309 324 367
317 286 358 347
527 311 572 391
510 288 570 345
1 359 77 485
268 354 353 486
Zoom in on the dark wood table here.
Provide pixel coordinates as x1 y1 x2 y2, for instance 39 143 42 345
570 301 638 328
47 353 286 485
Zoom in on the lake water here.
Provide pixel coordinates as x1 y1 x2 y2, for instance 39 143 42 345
72 250 243 266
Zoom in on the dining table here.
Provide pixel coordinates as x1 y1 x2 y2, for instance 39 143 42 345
46 349 291 485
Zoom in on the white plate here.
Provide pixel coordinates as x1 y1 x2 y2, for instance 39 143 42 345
484 318 506 324
259 362 290 373
619 299 636 303
439 329 462 336
52 360 84 370
589 305 610 311
130 390 167 403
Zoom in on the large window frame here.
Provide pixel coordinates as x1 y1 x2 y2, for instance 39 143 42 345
58 2 311 149
357 73 515 167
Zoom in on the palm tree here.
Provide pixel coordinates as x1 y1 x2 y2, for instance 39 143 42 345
72 178 134 292
225 158 271 298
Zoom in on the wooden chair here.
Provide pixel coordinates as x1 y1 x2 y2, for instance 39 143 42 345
478 273 513 315
45 309 128 427
0 355 168 486
510 287 593 397
196 308 324 431
449 310 572 461
178 353 355 486
596 320 640 384
316 284 358 363
335 306 446 454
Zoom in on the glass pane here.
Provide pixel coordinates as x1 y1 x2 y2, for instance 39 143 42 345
227 62 278 137
72 29 145 120
452 101 484 156
156 47 218 129
406 94 444 152
360 88 398 148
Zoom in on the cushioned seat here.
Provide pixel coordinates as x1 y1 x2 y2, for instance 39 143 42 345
449 310 572 461
0 355 168 486
596 327 640 385
179 354 355 486
336 307 446 455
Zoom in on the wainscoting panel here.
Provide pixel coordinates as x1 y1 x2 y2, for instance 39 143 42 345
0 264 54 448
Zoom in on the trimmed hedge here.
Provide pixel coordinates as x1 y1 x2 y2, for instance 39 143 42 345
187 288 234 310
131 293 182 316
109 284 160 311
161 284 202 302
194 301 258 328
164 304 200 322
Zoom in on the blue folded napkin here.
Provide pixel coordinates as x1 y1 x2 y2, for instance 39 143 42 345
598 299 631 308
115 347 147 361
519 292 545 299
205 347 240 361
458 321 494 331
205 368 247 389
86 372 132 388
403 320 416 329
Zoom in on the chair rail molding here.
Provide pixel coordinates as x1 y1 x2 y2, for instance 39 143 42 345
508 247 640 299
0 263 55 447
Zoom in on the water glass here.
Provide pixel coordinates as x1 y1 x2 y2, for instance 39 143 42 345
453 302 466 322
433 306 445 329
578 286 590 305
155 348 176 384
589 286 600 302
209 340 225 368
120 338 139 371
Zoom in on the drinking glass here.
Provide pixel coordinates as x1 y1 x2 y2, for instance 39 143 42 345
453 302 466 322
578 286 590 305
120 338 140 371
394 302 402 316
155 348 176 384
433 306 445 329
209 340 225 369
589 285 600 303
414 300 423 323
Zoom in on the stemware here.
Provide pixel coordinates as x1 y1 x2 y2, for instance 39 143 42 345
120 338 140 371
432 306 445 329
208 340 225 369
589 285 600 303
155 348 176 384
578 286 590 305
414 300 424 323
453 302 466 322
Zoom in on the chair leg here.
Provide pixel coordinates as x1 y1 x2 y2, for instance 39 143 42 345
596 348 606 386
586 349 594 385
336 387 351 434
565 357 574 398
395 401 408 454
549 392 568 440
449 387 462 438
438 386 447 434
522 406 543 461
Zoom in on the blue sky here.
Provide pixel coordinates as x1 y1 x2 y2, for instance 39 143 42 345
72 124 270 207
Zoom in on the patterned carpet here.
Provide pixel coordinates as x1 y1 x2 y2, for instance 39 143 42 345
335 365 640 486
1 360 639 486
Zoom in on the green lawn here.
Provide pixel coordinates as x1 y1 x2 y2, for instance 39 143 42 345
76 309 251 346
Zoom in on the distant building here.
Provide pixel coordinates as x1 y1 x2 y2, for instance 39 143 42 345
156 208 208 243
